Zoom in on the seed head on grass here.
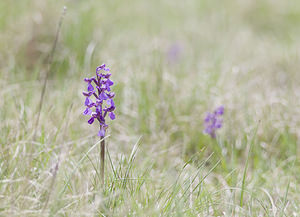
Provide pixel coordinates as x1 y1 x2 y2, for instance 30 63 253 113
203 106 224 138
83 64 116 137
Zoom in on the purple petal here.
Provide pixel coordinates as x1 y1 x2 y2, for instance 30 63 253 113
108 92 115 98
107 79 114 86
98 128 105 137
84 78 91 82
215 106 224 115
110 105 116 111
216 123 222 128
96 64 106 72
85 97 90 106
204 113 212 123
82 91 91 97
204 126 212 134
96 66 102 72
83 108 92 115
82 91 95 97
88 117 95 124
87 83 94 92
215 120 223 128
96 105 102 114
107 99 115 107
85 97 93 106
100 92 108 100
109 112 115 120
104 73 111 78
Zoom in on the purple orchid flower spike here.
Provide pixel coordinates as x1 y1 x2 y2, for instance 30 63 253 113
203 106 224 138
82 64 116 184
82 64 116 137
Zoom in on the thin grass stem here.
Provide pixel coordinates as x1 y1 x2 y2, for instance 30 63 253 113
240 121 260 207
34 6 67 139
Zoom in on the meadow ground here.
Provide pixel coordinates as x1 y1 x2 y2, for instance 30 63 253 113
1 0 300 216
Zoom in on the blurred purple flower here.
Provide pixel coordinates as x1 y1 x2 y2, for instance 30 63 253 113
83 64 116 137
167 43 182 63
203 106 224 138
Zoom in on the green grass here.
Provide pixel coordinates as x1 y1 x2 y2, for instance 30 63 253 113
1 0 300 216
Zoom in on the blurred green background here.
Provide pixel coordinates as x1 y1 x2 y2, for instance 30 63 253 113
1 0 300 216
